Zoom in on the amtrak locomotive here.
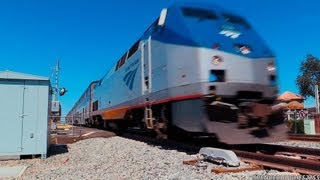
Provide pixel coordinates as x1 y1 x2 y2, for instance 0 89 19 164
67 1 286 144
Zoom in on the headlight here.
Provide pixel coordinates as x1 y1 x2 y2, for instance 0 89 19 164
235 44 251 55
267 63 276 74
212 55 223 65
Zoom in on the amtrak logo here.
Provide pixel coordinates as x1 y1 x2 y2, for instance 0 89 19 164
123 67 138 90
219 25 241 39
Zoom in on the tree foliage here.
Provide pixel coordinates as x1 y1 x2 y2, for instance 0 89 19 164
296 54 320 98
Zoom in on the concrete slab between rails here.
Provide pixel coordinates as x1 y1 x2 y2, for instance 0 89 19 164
0 166 27 178
200 147 240 167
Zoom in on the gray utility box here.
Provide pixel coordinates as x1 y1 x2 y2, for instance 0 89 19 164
0 71 51 159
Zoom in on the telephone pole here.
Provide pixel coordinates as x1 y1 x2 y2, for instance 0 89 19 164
316 85 319 113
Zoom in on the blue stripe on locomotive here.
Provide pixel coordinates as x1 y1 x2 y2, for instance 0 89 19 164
123 67 138 90
141 1 274 59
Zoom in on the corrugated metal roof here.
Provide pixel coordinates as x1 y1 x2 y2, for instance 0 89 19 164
0 70 49 81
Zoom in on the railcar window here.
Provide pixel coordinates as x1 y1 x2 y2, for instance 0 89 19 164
182 7 218 21
119 53 127 66
222 13 251 28
115 53 127 71
115 61 121 71
92 101 98 111
127 40 140 59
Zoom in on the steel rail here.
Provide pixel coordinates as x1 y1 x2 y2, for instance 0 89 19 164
228 143 320 156
234 150 320 175
122 133 320 175
288 134 320 142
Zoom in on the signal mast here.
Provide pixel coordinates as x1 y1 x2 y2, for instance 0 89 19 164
51 59 67 119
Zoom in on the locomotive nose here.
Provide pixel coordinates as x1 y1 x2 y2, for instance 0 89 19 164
205 100 287 143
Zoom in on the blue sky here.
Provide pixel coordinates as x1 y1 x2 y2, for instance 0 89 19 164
0 0 319 114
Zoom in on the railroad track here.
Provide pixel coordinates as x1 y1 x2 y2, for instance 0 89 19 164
231 144 320 175
288 134 320 142
61 126 320 175
121 133 320 175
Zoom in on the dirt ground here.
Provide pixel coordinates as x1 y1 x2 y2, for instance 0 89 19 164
50 126 116 144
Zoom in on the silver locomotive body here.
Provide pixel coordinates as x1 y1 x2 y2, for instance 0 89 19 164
68 2 286 144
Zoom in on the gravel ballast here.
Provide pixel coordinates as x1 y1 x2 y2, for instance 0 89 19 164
270 140 320 149
0 137 302 179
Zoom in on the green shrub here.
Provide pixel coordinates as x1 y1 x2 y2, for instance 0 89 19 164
288 119 305 134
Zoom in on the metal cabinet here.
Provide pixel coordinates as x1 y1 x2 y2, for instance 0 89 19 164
0 71 51 159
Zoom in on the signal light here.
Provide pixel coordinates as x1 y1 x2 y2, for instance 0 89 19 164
59 88 68 96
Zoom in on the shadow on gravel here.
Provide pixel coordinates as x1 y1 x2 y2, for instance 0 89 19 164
48 144 69 157
121 133 224 155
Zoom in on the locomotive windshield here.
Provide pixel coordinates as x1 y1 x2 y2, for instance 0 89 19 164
182 7 218 21
222 13 251 28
